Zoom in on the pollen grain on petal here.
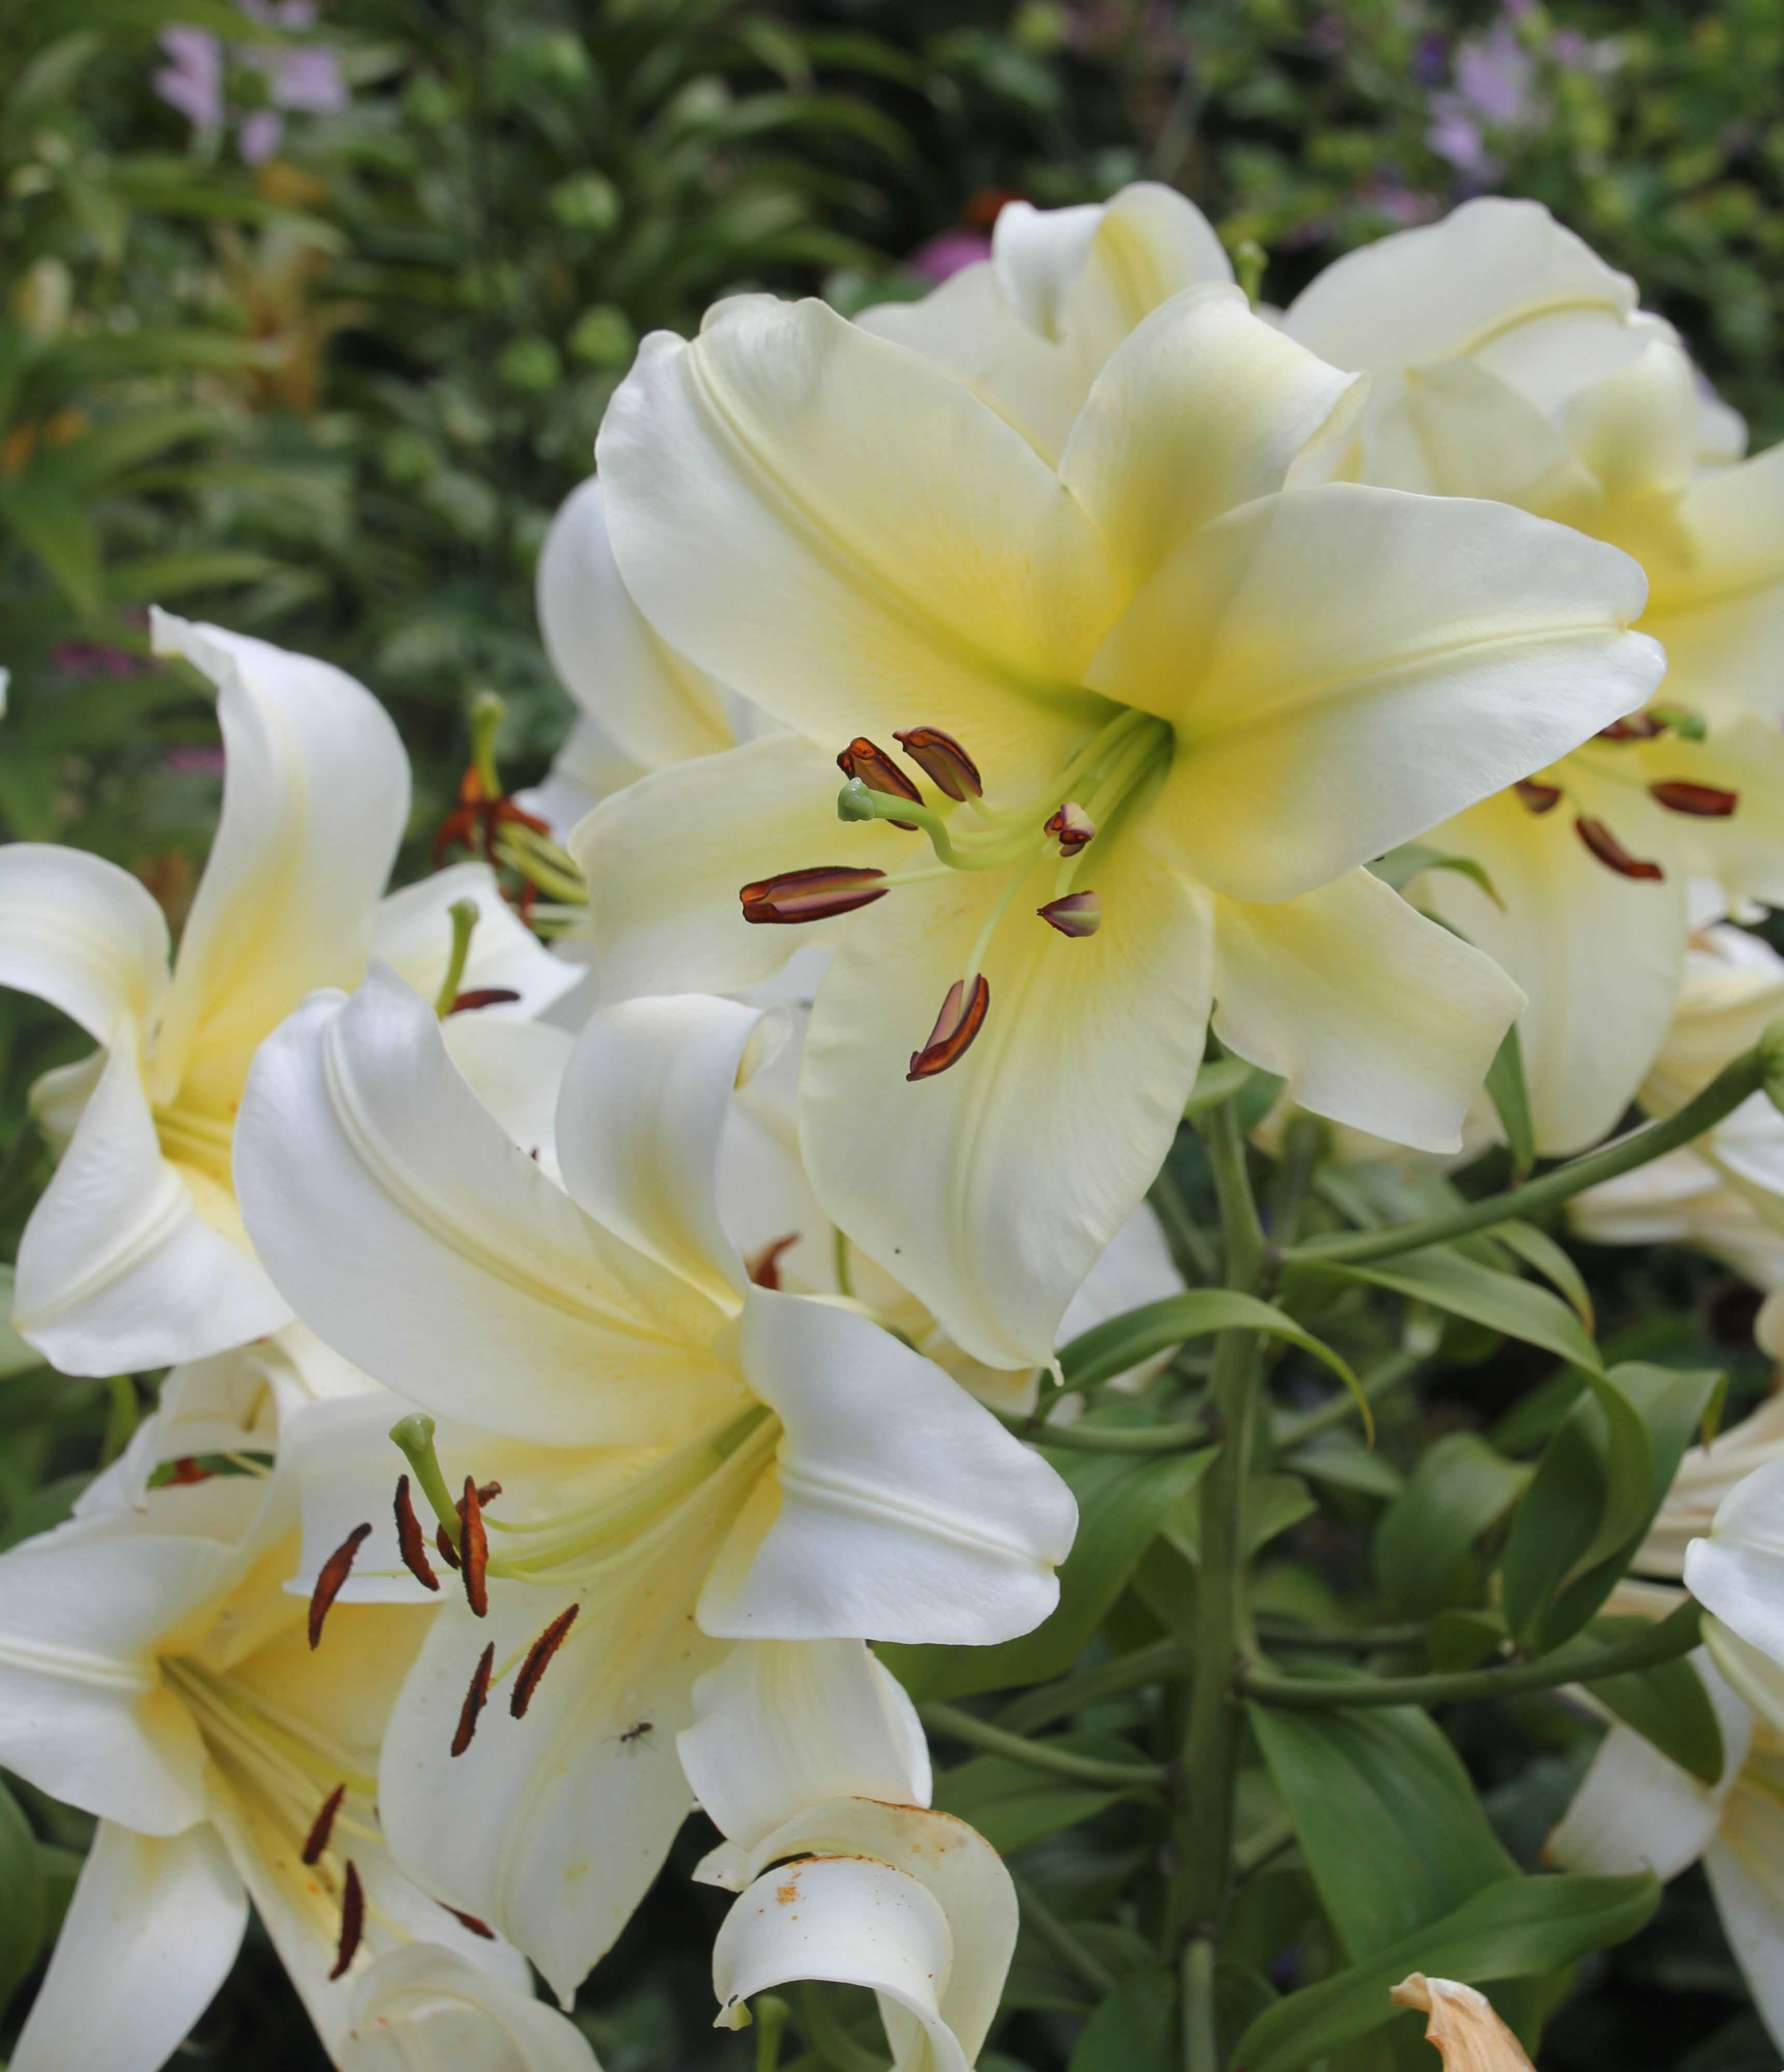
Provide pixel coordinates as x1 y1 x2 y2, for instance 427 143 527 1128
329 1860 366 1981
394 1474 440 1592
1038 891 1102 937
837 737 921 828
908 974 991 1082
310 1522 372 1650
460 1476 489 1617
452 1641 496 1757
740 865 888 925
302 1783 347 1867
1575 815 1664 880
893 725 982 800
510 1604 580 1719
1649 780 1738 818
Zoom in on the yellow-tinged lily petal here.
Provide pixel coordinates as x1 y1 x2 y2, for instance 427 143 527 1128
0 844 170 1047
372 860 583 1023
1390 1975 1536 2071
342 1944 600 2072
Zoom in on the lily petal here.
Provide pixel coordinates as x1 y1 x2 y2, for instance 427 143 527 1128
1647 441 1784 722
342 1944 599 2072
11 1820 247 2072
678 1639 930 1850
0 844 169 1045
1211 868 1523 1154
235 968 741 1448
1687 1458 1784 1684
701 1286 1076 1644
373 862 584 1022
13 1029 287 1374
1092 483 1663 903
1704 1784 1784 2049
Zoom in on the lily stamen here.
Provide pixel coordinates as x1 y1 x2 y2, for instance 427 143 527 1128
837 737 922 829
452 1642 496 1757
1039 891 1102 937
908 976 991 1081
460 1477 490 1617
1650 780 1738 818
893 725 983 799
1046 802 1096 854
302 1783 347 1867
510 1604 581 1719
329 1860 366 1980
393 1474 440 1592
310 1523 372 1650
741 865 889 924
1514 779 1563 813
1576 815 1664 880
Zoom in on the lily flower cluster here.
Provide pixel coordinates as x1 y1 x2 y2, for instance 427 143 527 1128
6 183 1784 2069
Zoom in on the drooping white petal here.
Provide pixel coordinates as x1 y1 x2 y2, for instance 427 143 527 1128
12 1029 287 1375
10 1820 247 2072
1687 1459 1784 1683
573 735 910 1003
555 994 764 1309
701 1287 1076 1644
1560 336 1702 509
149 611 410 1099
537 474 736 771
1092 483 1663 904
0 843 170 1044
1644 440 1784 722
678 1639 930 1850
342 1944 600 2072
1210 867 1522 1155
442 1015 575 1173
1705 1781 1784 2049
802 836 1214 1370
597 294 1122 784
1058 284 1365 585
373 862 584 1023
1397 358 1600 520
235 969 742 1448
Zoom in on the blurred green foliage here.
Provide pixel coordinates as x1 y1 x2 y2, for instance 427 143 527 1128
2 0 1783 2065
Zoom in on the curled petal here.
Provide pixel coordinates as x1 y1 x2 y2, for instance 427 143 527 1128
1388 1975 1535 2070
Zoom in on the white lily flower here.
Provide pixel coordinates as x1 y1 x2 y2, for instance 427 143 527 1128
699 1797 1017 2072
342 1944 598 2071
1282 199 1784 1153
1547 1649 1784 2048
1685 1455 1784 1738
0 1463 530 2072
233 975 1074 1995
1389 1975 1536 2069
578 271 1660 1368
0 612 575 1376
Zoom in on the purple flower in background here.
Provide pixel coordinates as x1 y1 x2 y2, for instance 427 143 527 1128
156 0 346 163
155 26 225 133
164 746 228 778
1455 23 1535 125
907 230 993 284
1360 176 1441 228
1427 104 1494 180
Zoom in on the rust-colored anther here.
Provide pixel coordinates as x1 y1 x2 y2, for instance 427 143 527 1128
452 1641 496 1757
1598 712 1665 741
445 1906 496 1939
1514 780 1563 814
310 1523 372 1650
450 987 523 1013
837 738 922 829
460 1476 489 1618
893 725 983 800
433 765 553 870
1038 891 1102 938
435 1521 461 1571
168 1456 208 1485
1649 781 1738 819
908 975 991 1082
393 1475 440 1593
302 1784 347 1867
746 1234 800 1290
329 1861 365 1980
1576 816 1664 880
1045 802 1096 854
740 866 888 925
511 1604 581 1719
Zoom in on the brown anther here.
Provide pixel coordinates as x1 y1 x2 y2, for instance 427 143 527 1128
445 1906 495 1939
746 1234 801 1290
433 764 552 870
740 866 888 925
1514 780 1563 814
168 1456 208 1485
472 1481 502 1506
309 1523 372 1650
893 726 983 800
302 1783 346 1866
511 1604 581 1719
450 987 523 1013
1038 891 1102 938
329 1860 365 1980
460 1476 489 1618
1045 802 1096 854
1649 780 1738 819
1576 816 1664 880
452 1641 496 1757
1598 712 1666 741
908 975 991 1082
435 1522 461 1571
837 738 921 829
393 1475 439 1593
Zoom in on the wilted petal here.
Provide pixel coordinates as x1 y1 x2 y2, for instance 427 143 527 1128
1388 1974 1535 2070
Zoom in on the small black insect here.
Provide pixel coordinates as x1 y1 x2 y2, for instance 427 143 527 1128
618 1719 654 1745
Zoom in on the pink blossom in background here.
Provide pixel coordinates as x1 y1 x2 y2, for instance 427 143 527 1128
154 26 225 133
1426 103 1495 179
155 0 346 163
238 108 284 162
907 229 992 283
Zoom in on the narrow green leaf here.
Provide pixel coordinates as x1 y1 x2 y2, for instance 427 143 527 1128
1183 1054 1255 1117
1234 1872 1661 2072
0 482 101 615
931 1732 1140 1854
1373 1434 1530 1617
1592 1620 1726 1784
1066 1964 1175 2072
1484 1025 1536 1179
1495 1219 1594 1329
1062 1291 1363 1416
0 1777 45 2018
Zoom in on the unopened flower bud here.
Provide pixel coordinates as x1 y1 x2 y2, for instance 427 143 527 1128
1388 1976 1534 2070
1038 891 1102 937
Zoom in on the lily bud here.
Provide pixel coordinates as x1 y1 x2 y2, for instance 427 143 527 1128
741 865 888 923
1038 891 1102 937
1648 780 1738 818
837 737 921 829
894 725 983 800
1045 802 1096 854
1389 1975 1535 2069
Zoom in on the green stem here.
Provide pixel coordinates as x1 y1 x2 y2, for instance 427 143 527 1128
997 1638 1189 1737
1167 1099 1267 1954
433 898 480 1018
1274 1349 1423 1448
1253 1618 1427 1654
754 1997 792 2072
1232 1811 1297 1880
918 1702 1168 1790
1182 1938 1219 2072
1289 1041 1775 1268
1243 1599 1702 1709
1009 1867 1118 1997
796 1985 886 2072
1150 1165 1218 1281
1005 1414 1207 1455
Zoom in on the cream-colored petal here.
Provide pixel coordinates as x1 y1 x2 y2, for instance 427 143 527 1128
234 968 742 1448
11 1820 246 2072
1057 284 1365 584
1418 785 1689 1156
678 1639 930 1849
149 611 409 1100
1704 1791 1784 2049
441 1016 575 1173
1560 337 1701 508
0 844 169 1045
597 294 1120 785
1644 924 1784 1116
1399 359 1600 520
1023 182 1231 363
1687 1461 1784 1688
574 735 910 1003
515 713 648 842
1096 484 1662 904
373 863 584 1023
538 474 736 770
801 831 1214 1370
1211 867 1522 1155
342 1944 600 2072
13 1027 287 1375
